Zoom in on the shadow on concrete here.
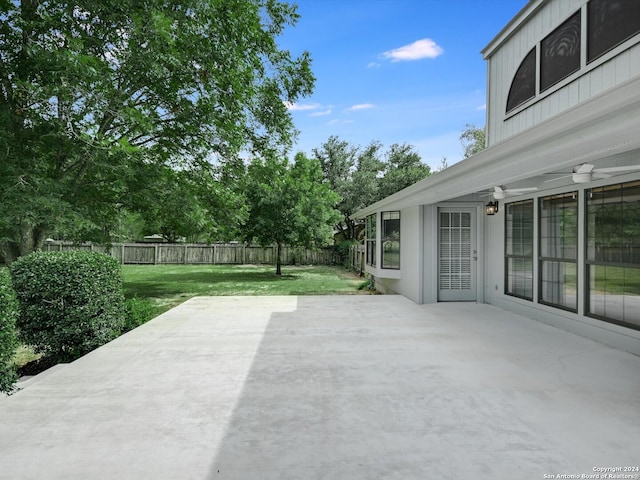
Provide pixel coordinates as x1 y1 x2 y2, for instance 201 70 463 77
207 297 640 479
2 296 638 479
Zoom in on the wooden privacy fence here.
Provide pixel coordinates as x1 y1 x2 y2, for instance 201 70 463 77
43 242 341 266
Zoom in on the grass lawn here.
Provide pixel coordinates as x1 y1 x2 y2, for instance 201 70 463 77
11 264 366 373
122 264 366 316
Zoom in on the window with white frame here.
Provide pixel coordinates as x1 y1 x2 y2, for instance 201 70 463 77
381 211 400 269
506 47 536 112
588 0 640 63
539 192 578 311
540 11 581 92
505 199 534 300
365 214 376 267
586 181 640 330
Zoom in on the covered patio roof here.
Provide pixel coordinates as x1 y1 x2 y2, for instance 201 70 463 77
353 75 640 217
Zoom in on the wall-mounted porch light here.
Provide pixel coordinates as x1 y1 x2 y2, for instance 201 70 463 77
485 200 499 216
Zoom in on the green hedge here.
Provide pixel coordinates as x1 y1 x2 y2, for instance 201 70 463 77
0 269 18 393
10 251 126 362
123 297 156 333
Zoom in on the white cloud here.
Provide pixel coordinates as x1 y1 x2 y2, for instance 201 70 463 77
476 104 486 111
309 109 332 117
367 62 381 68
382 38 444 62
347 103 375 111
284 101 321 111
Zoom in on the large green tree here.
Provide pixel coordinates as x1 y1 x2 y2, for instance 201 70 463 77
312 137 431 242
313 138 385 241
377 143 431 199
312 135 357 193
242 153 339 275
0 0 314 264
460 124 486 158
128 162 247 243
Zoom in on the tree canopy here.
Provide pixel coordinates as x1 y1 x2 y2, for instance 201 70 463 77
378 143 431 199
312 136 431 242
242 153 339 274
0 0 314 264
129 163 247 244
0 0 495 268
460 124 486 158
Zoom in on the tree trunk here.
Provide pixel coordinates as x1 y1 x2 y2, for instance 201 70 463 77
276 242 282 275
347 218 355 242
0 223 48 266
340 215 357 242
0 242 19 267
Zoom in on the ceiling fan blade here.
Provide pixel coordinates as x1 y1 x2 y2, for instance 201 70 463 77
545 175 572 183
594 165 640 174
507 187 538 193
575 163 595 174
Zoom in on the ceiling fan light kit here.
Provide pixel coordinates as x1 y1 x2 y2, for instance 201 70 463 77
572 172 592 183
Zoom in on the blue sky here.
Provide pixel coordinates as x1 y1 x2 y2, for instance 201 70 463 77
279 0 527 170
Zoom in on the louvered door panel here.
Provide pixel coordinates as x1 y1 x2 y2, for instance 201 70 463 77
438 209 477 301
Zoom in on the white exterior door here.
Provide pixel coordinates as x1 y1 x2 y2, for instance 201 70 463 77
438 208 477 301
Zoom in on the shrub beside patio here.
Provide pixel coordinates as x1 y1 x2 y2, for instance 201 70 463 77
0 269 19 393
10 251 126 363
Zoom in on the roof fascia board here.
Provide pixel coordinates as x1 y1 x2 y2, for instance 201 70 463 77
481 0 546 59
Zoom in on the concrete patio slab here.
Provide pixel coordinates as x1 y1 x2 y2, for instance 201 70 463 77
1 295 639 480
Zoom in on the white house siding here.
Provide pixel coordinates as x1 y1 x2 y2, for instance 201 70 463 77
421 205 437 304
372 205 422 303
483 208 504 306
486 0 640 146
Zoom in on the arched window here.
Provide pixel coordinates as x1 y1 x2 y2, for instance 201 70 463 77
506 47 536 113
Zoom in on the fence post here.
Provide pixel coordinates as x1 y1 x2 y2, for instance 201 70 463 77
184 244 188 264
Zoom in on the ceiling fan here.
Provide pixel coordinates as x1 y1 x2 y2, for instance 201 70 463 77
545 163 640 184
481 186 538 200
